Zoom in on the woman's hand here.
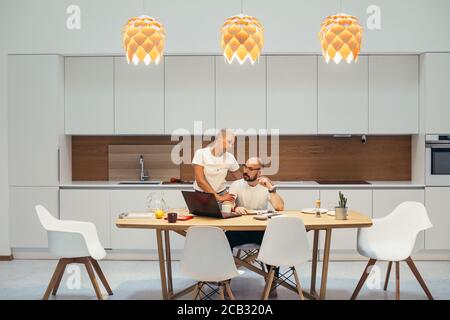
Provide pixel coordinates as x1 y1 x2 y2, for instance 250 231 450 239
235 207 248 215
215 193 236 203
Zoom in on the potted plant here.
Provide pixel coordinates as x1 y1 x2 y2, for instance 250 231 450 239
335 191 348 220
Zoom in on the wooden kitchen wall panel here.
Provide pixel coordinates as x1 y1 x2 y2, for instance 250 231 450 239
72 135 411 181
108 145 180 181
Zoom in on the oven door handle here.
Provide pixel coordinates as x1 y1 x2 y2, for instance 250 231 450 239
426 144 450 149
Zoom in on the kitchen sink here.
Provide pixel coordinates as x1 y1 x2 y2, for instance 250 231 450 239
118 181 162 185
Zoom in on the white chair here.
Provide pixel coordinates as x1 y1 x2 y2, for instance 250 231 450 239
35 205 113 300
181 226 240 300
351 201 433 300
257 216 310 300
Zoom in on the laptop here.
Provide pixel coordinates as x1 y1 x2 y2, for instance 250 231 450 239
181 191 242 219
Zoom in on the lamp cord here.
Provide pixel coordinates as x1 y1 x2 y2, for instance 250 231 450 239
241 0 244 13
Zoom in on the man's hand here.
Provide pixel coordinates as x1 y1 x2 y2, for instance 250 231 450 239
258 177 274 190
235 207 248 215
215 193 235 203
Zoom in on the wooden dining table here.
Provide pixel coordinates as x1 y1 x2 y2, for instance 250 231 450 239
116 210 372 300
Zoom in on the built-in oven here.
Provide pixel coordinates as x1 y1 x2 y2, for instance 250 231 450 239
426 135 450 186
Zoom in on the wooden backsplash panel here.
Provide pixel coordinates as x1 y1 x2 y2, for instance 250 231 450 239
72 135 411 181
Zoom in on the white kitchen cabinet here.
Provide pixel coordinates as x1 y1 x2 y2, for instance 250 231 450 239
9 187 59 248
277 189 320 248
114 57 164 134
110 190 155 250
65 57 114 135
267 56 317 134
165 56 215 134
425 187 450 250
422 53 450 134
215 56 266 131
60 189 111 248
318 57 368 134
369 56 419 134
7 55 64 186
373 189 425 251
319 189 372 252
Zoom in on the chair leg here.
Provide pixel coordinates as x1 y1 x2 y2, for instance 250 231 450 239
52 258 70 296
262 267 276 300
43 259 66 300
89 257 113 295
350 258 377 300
224 280 235 300
292 267 305 300
395 261 400 300
218 282 225 300
82 257 103 300
384 261 392 291
405 257 434 300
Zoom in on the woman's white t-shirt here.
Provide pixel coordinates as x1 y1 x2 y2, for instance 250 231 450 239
192 147 240 193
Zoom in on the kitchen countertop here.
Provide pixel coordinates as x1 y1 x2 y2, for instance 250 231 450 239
60 180 425 189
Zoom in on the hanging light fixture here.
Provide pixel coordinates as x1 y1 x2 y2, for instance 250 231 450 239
220 0 264 65
318 13 363 64
123 15 165 65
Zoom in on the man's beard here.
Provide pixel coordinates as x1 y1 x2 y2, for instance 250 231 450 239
243 173 258 182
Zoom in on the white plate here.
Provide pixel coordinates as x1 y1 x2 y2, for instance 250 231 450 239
301 208 328 214
327 210 335 216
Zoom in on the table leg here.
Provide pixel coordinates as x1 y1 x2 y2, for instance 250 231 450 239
156 229 169 300
164 230 173 295
319 228 332 300
310 230 319 297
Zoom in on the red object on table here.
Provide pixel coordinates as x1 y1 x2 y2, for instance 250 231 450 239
164 215 194 221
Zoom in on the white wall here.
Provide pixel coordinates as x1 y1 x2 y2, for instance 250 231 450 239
0 1 10 255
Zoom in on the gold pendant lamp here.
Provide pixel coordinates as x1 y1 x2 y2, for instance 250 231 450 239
319 12 363 64
220 0 264 64
123 1 165 65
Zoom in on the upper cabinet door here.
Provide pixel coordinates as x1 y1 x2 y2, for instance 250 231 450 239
8 55 64 186
267 56 317 134
216 56 266 131
318 57 368 134
423 53 450 134
114 57 164 134
369 56 419 134
65 57 114 135
165 56 215 134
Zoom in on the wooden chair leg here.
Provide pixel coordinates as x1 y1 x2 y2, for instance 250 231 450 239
224 281 235 300
405 257 434 300
395 261 400 300
89 257 113 295
52 259 70 296
350 258 377 300
43 259 66 300
218 282 225 300
262 267 276 300
292 267 305 300
384 261 392 291
82 257 103 300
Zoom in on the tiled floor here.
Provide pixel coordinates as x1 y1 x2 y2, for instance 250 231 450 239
0 260 448 300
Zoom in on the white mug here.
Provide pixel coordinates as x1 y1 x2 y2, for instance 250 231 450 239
221 203 232 214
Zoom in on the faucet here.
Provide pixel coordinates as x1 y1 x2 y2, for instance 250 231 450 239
139 155 149 181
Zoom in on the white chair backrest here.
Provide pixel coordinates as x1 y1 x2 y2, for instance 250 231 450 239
181 226 239 282
257 216 310 267
36 205 60 230
383 201 432 237
35 205 103 259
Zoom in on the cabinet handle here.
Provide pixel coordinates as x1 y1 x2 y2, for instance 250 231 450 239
57 148 60 183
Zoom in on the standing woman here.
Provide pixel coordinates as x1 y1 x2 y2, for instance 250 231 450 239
192 129 241 202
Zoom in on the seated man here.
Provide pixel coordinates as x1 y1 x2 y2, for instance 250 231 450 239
226 157 284 249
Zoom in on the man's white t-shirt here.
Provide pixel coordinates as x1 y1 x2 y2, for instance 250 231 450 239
228 179 271 210
192 147 240 193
